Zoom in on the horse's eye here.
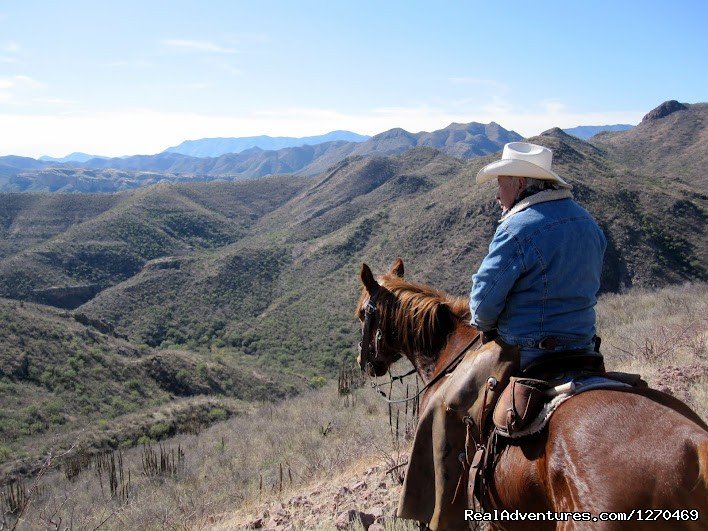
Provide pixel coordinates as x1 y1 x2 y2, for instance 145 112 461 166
358 308 365 320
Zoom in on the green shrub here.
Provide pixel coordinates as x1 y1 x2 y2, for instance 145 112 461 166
208 408 228 422
149 422 171 440
311 376 327 388
0 445 11 463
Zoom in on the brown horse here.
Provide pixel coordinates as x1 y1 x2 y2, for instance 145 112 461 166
356 258 708 531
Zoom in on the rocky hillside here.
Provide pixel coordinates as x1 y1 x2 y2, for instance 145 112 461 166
590 100 707 187
0 176 309 307
0 297 301 479
0 100 703 381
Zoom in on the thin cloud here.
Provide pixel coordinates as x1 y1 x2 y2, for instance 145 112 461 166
0 42 21 64
0 75 45 91
161 39 239 54
540 99 567 115
13 75 45 89
205 58 243 76
0 75 46 106
1 41 20 53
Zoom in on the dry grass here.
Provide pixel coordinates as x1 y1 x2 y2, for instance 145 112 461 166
4 373 420 530
597 282 707 419
3 282 706 530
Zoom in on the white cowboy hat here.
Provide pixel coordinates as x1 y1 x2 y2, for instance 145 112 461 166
476 142 572 189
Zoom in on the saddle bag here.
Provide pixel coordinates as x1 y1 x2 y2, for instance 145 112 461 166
492 377 550 436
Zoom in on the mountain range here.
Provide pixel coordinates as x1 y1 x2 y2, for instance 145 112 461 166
4 123 640 193
1 100 704 344
1 121 522 192
164 130 370 157
39 152 108 163
562 124 634 140
0 99 704 477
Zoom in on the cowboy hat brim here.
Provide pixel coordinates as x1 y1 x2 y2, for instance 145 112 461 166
476 159 572 189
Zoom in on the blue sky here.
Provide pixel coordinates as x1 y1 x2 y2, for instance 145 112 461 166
0 0 705 157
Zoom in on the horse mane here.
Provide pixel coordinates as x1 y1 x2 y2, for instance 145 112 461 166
377 274 471 354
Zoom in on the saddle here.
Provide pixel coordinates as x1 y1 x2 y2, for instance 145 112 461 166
464 343 650 513
491 348 647 437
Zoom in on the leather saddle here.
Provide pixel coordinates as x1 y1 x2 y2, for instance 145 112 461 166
491 349 647 436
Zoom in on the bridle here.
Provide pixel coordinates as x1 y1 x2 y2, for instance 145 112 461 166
357 288 384 372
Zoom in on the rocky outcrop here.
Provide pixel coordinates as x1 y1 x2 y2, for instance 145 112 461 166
641 100 687 122
32 284 102 309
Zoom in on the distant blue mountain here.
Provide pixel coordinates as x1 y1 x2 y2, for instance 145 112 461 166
562 124 634 140
163 130 370 157
39 152 107 163
4 120 524 190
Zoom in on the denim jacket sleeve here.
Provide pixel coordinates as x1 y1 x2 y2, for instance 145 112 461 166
469 224 525 331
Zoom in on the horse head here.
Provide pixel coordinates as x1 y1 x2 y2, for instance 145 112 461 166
355 258 405 377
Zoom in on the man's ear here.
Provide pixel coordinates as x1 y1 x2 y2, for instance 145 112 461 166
517 176 527 192
360 263 379 293
390 257 404 278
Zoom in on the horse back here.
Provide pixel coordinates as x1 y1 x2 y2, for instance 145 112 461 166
546 390 707 512
491 388 707 527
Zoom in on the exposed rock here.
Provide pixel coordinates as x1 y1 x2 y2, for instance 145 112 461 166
144 256 183 270
32 284 102 309
335 485 351 499
641 100 687 122
350 480 367 491
287 495 311 507
368 507 384 520
335 509 376 530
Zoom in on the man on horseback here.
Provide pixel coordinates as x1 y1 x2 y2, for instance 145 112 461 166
357 145 707 530
470 142 606 371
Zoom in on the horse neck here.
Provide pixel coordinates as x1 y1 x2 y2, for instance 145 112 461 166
402 318 477 385
378 275 472 385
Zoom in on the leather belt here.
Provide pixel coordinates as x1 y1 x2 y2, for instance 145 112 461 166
537 336 558 349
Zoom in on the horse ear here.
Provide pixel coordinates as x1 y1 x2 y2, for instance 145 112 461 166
360 263 379 293
390 257 404 278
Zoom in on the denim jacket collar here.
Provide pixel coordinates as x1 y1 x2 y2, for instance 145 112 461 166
499 188 574 223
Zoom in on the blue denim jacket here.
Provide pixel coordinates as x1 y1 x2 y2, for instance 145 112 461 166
470 192 606 355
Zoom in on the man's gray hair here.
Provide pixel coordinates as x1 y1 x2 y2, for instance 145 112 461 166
524 177 559 192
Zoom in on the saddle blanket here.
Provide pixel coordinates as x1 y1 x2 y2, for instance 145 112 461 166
499 374 631 439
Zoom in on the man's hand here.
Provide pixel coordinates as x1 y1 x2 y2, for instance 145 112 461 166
481 329 499 344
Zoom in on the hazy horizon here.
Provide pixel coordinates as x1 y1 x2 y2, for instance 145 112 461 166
0 0 704 158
